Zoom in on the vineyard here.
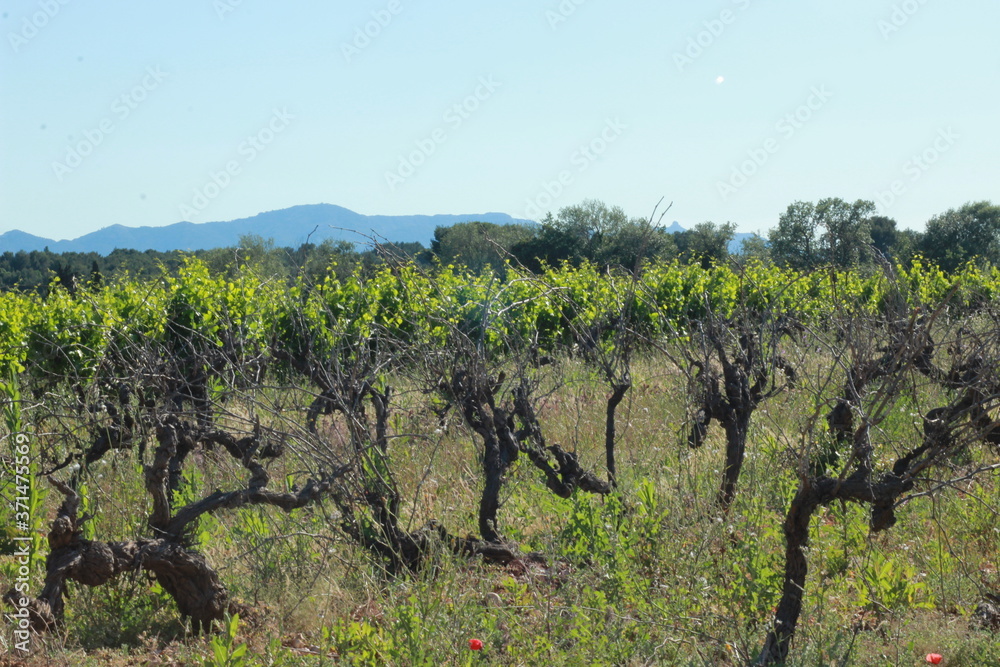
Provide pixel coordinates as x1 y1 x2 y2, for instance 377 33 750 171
4 256 1000 665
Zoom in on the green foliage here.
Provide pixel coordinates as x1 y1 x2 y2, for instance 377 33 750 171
559 492 614 563
674 221 736 269
769 198 877 270
0 239 425 294
173 464 215 547
325 619 387 666
921 201 1000 271
511 200 677 272
69 575 180 649
204 613 249 667
429 220 534 275
9 251 1000 388
720 520 784 624
853 550 934 616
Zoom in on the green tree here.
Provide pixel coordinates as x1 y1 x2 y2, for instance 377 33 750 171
292 239 361 281
537 200 632 267
674 222 735 269
920 201 1000 271
734 233 770 262
769 198 875 269
769 201 820 270
869 216 898 260
869 216 921 266
429 221 534 274
818 198 875 268
512 200 675 272
509 216 576 272
595 219 676 272
553 200 630 250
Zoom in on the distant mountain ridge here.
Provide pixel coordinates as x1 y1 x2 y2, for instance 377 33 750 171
0 204 535 255
0 204 757 255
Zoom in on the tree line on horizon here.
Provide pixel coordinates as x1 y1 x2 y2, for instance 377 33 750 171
1 197 997 292
432 198 1000 275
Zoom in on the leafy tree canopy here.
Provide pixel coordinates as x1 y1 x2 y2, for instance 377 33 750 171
920 201 1000 272
769 198 875 270
512 200 677 272
674 222 736 269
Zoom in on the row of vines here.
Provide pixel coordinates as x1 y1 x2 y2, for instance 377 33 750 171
4 255 1000 665
0 256 993 380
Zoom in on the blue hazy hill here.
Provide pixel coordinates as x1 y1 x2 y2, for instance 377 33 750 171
0 204 535 255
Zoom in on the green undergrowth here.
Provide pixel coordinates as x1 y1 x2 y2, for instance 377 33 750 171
5 356 1000 666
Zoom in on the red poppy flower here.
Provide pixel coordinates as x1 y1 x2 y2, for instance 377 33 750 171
926 654 942 665
469 638 483 651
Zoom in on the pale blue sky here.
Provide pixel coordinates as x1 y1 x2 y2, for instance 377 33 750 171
2 1 997 242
